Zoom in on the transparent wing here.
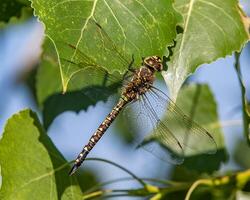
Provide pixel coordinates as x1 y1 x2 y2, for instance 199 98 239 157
57 19 135 104
90 19 132 68
62 58 127 108
139 94 185 163
145 86 217 156
122 93 184 164
122 84 217 163
58 40 134 106
57 18 134 79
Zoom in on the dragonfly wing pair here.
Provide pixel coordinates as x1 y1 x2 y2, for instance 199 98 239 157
127 86 217 164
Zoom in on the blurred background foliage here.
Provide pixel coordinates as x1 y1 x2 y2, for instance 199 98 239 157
0 0 250 199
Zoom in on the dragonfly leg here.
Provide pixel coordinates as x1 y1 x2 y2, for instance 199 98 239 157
122 54 136 79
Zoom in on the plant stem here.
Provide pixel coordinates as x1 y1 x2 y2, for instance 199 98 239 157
85 157 146 187
185 179 212 200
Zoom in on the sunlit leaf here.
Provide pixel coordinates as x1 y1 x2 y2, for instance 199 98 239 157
30 0 181 92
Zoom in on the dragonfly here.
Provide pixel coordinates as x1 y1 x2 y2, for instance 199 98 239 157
61 20 217 176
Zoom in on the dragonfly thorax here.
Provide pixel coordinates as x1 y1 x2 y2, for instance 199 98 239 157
122 66 155 101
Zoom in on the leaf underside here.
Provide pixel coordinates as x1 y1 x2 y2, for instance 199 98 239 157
164 0 249 100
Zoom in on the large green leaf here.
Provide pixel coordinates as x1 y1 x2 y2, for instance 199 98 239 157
164 0 250 100
0 109 82 199
30 0 181 92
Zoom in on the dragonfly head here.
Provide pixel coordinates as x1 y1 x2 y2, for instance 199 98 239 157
143 56 163 72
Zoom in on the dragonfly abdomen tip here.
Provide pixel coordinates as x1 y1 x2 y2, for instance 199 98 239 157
69 164 80 176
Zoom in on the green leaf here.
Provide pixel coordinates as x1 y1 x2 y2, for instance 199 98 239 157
30 0 181 92
234 52 250 144
0 0 32 27
164 0 250 100
179 148 227 174
0 109 83 199
36 38 122 129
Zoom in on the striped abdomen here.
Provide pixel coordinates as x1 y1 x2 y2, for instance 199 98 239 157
69 98 128 175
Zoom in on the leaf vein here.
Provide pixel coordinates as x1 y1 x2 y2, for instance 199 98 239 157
50 0 93 10
193 10 228 53
134 0 156 22
3 163 69 200
67 0 98 75
177 0 195 61
175 0 196 82
103 0 127 51
198 0 242 34
115 0 154 51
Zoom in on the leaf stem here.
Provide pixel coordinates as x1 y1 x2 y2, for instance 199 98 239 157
184 179 212 200
84 176 178 194
82 189 113 200
185 169 250 200
85 157 146 187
